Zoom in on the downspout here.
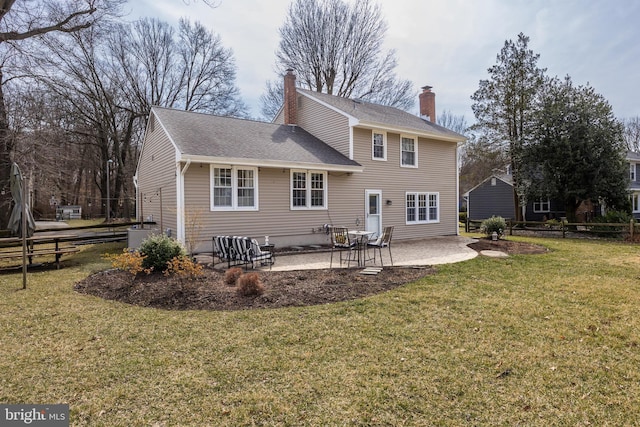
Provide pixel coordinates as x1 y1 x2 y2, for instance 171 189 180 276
456 142 462 236
133 175 141 228
176 160 191 243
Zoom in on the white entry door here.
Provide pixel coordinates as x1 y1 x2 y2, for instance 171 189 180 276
365 190 382 239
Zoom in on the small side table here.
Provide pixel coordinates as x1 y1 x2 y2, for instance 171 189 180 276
260 244 276 265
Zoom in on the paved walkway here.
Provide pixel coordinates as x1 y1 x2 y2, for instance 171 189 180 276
202 235 479 271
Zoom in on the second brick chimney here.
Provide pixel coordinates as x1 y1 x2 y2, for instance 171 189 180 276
284 69 297 125
419 85 436 123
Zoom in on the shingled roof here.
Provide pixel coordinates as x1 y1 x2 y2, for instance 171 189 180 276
151 107 362 172
297 89 466 142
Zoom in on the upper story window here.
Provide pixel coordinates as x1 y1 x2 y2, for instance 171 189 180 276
211 165 258 210
631 163 636 181
406 192 439 224
372 131 386 160
401 135 417 167
533 198 550 213
291 170 327 209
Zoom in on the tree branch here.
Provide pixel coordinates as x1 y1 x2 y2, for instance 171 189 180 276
0 7 97 43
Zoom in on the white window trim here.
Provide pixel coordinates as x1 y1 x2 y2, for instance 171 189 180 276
632 192 640 213
400 134 418 168
210 164 259 211
405 191 439 224
290 169 328 210
371 130 387 161
631 163 636 181
533 198 551 213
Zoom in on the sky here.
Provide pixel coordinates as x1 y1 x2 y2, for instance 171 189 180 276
127 0 640 124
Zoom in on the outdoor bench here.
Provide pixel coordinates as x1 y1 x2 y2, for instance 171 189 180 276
213 235 273 269
0 245 79 269
0 234 79 269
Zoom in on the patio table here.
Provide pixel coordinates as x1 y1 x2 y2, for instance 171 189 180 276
348 230 374 266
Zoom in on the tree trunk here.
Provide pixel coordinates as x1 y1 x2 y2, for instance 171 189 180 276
0 67 13 230
564 198 580 228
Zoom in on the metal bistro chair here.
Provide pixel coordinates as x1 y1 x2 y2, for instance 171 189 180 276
329 226 356 269
367 226 394 266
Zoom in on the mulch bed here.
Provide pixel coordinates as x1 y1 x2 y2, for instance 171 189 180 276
74 239 547 311
467 238 549 255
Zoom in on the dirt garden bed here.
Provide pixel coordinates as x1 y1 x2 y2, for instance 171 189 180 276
74 239 547 311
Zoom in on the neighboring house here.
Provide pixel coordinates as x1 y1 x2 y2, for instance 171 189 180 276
465 171 565 222
628 151 640 219
135 70 465 251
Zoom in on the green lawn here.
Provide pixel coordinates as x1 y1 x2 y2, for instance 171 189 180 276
1 237 639 426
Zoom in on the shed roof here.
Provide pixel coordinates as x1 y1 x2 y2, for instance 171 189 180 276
151 106 362 172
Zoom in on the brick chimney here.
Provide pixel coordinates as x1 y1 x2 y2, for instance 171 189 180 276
419 85 436 123
284 69 297 125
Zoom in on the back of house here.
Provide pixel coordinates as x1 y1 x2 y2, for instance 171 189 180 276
135 71 465 251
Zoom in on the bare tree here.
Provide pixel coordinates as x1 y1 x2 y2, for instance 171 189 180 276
623 117 640 152
438 110 469 135
0 0 123 229
109 17 247 117
30 15 247 220
262 0 413 120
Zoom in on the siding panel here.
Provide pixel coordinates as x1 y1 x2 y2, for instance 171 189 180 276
297 95 351 158
468 179 515 220
137 119 178 234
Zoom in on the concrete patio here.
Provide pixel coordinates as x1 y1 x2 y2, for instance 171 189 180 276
200 235 479 271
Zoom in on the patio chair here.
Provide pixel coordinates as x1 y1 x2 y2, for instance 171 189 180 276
213 235 231 267
367 226 394 266
249 238 273 269
329 226 356 269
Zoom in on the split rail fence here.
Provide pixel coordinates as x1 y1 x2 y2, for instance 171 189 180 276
465 218 639 239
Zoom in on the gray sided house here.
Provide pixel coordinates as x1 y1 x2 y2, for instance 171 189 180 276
465 175 515 220
135 71 466 252
628 150 640 219
465 173 565 222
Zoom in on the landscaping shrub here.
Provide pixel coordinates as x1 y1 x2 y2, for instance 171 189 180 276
139 234 186 272
236 273 265 297
591 210 634 238
105 248 151 276
164 255 204 279
480 216 506 238
459 211 467 223
224 267 243 286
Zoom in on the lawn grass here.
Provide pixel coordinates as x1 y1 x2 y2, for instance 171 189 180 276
1 236 639 425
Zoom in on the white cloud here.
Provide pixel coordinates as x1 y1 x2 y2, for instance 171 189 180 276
128 0 640 120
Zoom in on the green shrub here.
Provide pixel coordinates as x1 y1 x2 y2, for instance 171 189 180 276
545 218 562 229
591 210 634 238
459 211 467 223
139 234 186 272
480 216 506 238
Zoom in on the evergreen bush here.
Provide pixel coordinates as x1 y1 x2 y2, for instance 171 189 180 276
480 216 506 238
139 234 186 272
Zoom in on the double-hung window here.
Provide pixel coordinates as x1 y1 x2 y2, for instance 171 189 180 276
211 165 258 210
291 170 327 209
406 192 438 224
632 193 640 213
401 135 417 167
631 163 636 181
533 198 550 213
372 131 386 160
